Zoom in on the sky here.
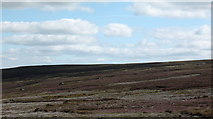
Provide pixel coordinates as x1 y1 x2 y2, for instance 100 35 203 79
1 1 212 68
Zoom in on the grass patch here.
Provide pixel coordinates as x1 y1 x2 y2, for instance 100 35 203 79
43 93 94 99
172 90 192 95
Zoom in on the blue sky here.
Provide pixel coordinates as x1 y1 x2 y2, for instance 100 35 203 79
1 2 211 68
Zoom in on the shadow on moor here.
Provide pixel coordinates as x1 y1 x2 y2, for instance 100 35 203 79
2 59 212 117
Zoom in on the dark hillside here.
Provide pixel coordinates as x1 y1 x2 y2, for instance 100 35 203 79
2 59 211 81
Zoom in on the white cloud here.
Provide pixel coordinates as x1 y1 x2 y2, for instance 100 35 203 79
154 25 210 40
154 25 211 50
2 38 211 68
2 19 99 35
2 48 54 68
2 2 93 12
129 2 211 19
102 23 133 37
2 20 211 68
45 44 103 55
3 34 97 46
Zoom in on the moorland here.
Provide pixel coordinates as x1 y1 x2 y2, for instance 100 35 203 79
2 59 212 117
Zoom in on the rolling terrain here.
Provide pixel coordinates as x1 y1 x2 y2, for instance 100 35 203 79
2 59 212 117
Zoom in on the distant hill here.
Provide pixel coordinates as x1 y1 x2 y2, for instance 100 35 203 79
2 59 212 81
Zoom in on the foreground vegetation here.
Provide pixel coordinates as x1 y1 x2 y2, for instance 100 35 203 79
2 59 212 117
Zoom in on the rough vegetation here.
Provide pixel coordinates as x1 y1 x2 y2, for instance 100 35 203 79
2 59 212 117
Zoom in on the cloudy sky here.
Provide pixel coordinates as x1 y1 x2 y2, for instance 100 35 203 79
1 1 211 68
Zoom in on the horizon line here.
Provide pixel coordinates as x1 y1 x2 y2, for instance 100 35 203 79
1 58 212 70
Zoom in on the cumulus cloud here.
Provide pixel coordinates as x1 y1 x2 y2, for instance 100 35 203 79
3 34 97 46
154 25 210 40
2 38 211 68
3 25 210 59
153 25 211 50
2 2 93 12
102 23 133 37
129 2 211 19
45 44 103 55
2 48 54 68
2 19 99 35
1 18 211 68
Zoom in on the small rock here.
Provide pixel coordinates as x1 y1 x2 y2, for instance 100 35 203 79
9 99 15 103
165 110 172 113
46 104 53 106
59 82 64 85
181 110 191 115
34 108 40 112
63 100 69 104
43 109 48 112
192 112 203 117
